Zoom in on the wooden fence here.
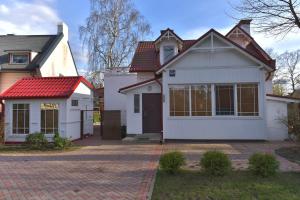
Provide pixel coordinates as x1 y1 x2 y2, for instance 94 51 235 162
102 110 122 140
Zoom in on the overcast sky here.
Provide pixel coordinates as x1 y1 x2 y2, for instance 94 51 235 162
0 0 299 73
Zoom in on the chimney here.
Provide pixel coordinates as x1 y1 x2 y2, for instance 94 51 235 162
238 19 252 35
57 22 68 40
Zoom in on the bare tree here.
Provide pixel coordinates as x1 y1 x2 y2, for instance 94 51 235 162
233 0 300 36
80 0 150 72
276 50 300 93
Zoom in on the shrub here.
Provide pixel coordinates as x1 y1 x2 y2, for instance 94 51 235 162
248 153 279 177
200 151 231 176
159 151 185 174
53 132 72 149
25 132 48 149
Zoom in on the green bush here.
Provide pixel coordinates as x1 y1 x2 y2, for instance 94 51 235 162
200 151 232 176
159 151 185 174
53 132 72 149
248 153 279 177
25 132 48 149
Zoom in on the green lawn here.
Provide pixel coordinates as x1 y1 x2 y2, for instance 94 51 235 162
152 170 300 200
0 144 81 153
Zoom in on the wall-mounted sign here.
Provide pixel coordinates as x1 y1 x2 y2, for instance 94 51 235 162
169 69 176 77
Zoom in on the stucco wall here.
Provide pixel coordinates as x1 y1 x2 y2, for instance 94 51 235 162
125 82 161 134
104 73 137 125
39 37 77 77
0 72 32 94
162 49 268 140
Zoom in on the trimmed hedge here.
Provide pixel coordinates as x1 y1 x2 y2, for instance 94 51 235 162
249 153 279 177
200 151 232 176
159 151 185 174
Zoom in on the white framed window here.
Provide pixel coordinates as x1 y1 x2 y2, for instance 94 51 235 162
134 94 140 113
71 99 78 107
163 45 175 63
41 103 59 134
169 85 189 116
10 53 30 64
12 104 30 134
215 85 235 115
191 85 212 116
237 84 259 116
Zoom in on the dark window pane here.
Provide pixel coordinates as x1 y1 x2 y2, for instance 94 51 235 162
191 85 212 116
134 94 140 113
45 110 54 130
71 100 78 106
215 85 234 115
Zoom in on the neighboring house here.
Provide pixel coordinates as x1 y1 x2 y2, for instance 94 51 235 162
0 22 78 114
113 19 300 141
0 76 94 143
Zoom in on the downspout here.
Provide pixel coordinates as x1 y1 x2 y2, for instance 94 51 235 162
155 78 163 144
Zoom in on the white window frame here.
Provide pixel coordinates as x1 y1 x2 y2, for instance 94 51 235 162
40 103 59 135
163 45 175 63
12 103 30 135
168 83 260 118
10 53 30 64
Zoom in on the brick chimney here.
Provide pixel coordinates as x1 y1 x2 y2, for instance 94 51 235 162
238 19 252 35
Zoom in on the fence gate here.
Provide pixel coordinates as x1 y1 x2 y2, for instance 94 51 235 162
80 110 101 139
102 110 121 140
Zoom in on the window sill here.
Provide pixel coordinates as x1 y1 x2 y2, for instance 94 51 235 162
168 116 263 120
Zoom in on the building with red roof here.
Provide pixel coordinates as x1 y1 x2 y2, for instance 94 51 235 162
106 20 299 141
0 76 94 143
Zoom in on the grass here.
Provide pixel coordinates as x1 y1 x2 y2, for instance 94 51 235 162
152 170 300 200
0 144 81 154
275 146 300 164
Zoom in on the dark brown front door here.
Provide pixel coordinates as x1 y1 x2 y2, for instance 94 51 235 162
142 93 161 133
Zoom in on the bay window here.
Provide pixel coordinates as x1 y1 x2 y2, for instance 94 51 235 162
237 84 259 116
169 85 189 116
169 83 259 117
13 104 29 134
41 103 58 134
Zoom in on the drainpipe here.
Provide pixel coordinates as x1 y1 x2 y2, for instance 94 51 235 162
155 78 163 144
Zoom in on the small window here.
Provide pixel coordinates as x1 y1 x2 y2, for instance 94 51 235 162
41 103 59 134
13 104 30 134
163 46 175 63
134 94 140 113
10 53 29 64
215 85 234 115
71 99 78 106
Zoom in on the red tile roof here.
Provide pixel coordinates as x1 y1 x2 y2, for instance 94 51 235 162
130 40 195 72
0 76 94 99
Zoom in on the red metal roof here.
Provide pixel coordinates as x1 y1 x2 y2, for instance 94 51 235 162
0 76 94 99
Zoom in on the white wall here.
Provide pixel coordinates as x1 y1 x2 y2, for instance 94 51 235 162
162 45 268 140
266 99 289 140
125 82 161 134
4 82 94 142
104 73 137 125
39 36 78 77
66 82 93 139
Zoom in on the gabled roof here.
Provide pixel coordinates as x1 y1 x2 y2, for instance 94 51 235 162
0 34 63 71
119 78 159 93
0 76 94 100
156 29 275 74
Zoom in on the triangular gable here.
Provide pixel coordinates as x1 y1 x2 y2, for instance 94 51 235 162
156 29 274 74
154 28 183 50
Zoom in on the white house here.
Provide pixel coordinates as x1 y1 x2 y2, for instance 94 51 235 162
0 76 94 143
0 22 78 114
115 20 300 141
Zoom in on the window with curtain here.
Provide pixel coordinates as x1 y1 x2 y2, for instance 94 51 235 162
215 85 234 115
41 103 59 134
13 104 29 134
169 85 189 116
237 84 259 116
191 85 212 116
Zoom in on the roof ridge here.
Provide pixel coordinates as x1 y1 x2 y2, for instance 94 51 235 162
21 76 82 80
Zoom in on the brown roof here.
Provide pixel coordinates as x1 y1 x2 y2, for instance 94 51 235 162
130 24 275 73
130 40 195 72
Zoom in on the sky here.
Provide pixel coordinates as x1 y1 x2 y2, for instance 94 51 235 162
0 0 299 74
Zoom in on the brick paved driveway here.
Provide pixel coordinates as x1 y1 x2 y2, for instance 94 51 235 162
0 138 161 200
164 141 300 171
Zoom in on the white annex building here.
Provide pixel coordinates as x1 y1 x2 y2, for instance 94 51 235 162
105 20 300 141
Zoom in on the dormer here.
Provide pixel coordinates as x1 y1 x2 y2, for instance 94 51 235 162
154 28 183 64
4 50 32 65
